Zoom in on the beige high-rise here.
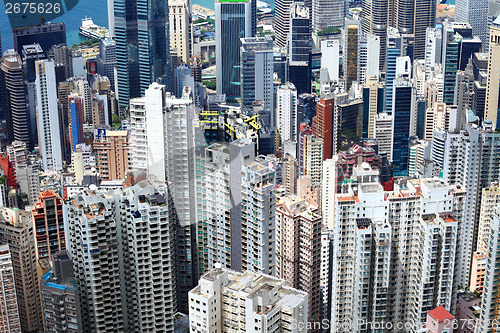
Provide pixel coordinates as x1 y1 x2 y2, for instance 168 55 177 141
93 130 129 180
276 195 322 326
0 208 43 332
485 17 500 127
169 0 192 65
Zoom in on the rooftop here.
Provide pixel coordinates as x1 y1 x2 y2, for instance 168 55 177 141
428 305 454 323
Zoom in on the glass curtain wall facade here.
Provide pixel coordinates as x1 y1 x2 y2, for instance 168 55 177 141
115 0 172 107
215 0 252 99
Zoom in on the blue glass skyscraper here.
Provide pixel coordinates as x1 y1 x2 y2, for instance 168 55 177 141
384 28 402 114
115 0 172 107
215 0 253 99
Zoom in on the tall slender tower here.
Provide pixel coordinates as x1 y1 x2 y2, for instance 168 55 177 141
0 208 43 333
275 0 295 47
485 17 500 128
114 0 172 107
215 0 253 99
35 59 62 171
0 246 20 333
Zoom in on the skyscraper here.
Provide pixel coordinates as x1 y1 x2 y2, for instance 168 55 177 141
240 36 274 121
169 0 192 65
215 0 253 99
276 195 322 325
288 2 311 95
312 0 344 31
362 77 384 138
485 17 500 128
203 140 276 275
0 246 20 333
344 21 359 90
361 0 389 70
40 251 83 332
35 60 63 171
456 0 489 51
0 208 43 333
12 22 66 55
64 181 178 332
129 83 197 312
96 38 116 91
362 0 435 61
93 130 129 180
477 209 500 332
276 82 298 143
275 0 294 47
331 178 464 331
1 49 29 145
392 78 413 176
31 190 65 261
189 268 308 331
384 28 403 114
411 0 437 60
312 93 334 159
114 0 173 106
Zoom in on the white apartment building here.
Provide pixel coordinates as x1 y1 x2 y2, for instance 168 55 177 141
477 209 500 332
408 140 429 177
276 82 298 143
357 33 380 85
64 180 177 332
302 133 323 185
0 245 20 333
374 112 393 160
241 156 276 275
35 60 62 171
331 178 465 332
477 183 500 252
424 27 443 80
322 158 337 229
434 120 500 287
204 139 276 275
188 267 308 333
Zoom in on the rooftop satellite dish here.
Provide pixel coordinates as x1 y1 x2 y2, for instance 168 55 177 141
215 262 222 269
89 184 97 192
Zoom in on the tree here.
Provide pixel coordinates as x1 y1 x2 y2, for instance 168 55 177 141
203 80 216 90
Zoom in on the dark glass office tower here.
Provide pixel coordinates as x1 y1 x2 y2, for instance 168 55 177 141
0 50 29 145
115 0 172 107
12 22 66 56
288 2 311 94
392 78 412 176
215 0 253 99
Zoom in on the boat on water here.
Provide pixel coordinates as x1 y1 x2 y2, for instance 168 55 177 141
79 17 109 40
